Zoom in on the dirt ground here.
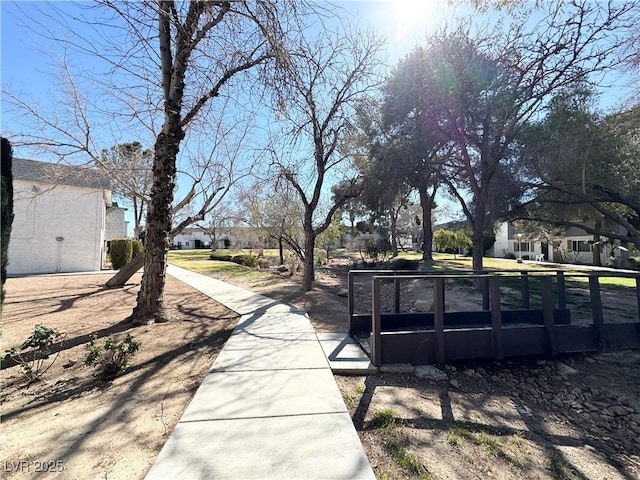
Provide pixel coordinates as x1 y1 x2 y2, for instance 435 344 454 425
2 260 640 480
1 273 238 479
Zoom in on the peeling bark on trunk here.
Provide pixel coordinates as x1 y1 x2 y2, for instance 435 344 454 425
130 131 180 324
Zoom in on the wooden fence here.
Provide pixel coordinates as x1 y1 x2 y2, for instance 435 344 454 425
347 269 640 366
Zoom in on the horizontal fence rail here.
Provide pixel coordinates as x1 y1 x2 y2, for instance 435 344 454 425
347 270 640 366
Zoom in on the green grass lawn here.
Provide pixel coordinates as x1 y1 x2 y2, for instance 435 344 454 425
169 248 638 293
167 250 268 280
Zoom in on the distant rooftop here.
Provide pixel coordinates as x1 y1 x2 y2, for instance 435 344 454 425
13 158 111 190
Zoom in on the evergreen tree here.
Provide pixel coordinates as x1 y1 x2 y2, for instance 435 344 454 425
1 137 14 307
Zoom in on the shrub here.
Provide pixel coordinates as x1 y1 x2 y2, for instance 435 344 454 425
2 324 65 382
85 333 140 379
110 239 134 269
503 251 517 260
232 254 258 267
209 252 259 268
131 239 144 258
209 252 233 262
390 258 420 270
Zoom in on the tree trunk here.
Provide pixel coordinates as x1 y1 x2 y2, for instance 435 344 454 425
105 253 144 287
130 131 179 324
133 196 141 239
390 207 399 258
592 219 602 266
301 223 315 292
278 236 284 265
419 189 434 262
471 211 485 273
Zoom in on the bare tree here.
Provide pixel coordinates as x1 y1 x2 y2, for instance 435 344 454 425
99 142 152 239
240 179 305 265
3 2 309 322
197 204 237 251
272 22 384 291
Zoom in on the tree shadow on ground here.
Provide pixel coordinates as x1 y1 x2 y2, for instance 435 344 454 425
350 368 638 480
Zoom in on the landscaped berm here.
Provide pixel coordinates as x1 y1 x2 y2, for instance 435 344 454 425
2 250 640 479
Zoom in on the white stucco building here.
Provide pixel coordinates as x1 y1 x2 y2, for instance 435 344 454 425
490 221 628 265
7 158 116 275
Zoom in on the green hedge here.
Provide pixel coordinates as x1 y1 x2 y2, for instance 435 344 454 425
209 253 233 262
110 239 143 270
131 239 143 258
209 252 258 267
389 258 420 270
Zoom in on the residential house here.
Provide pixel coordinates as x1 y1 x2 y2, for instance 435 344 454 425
172 227 212 249
490 221 628 265
105 203 129 241
172 226 274 251
7 158 116 274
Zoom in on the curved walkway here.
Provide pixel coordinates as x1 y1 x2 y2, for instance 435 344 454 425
145 265 375 480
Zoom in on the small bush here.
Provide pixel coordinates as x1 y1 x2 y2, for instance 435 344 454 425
131 239 143 258
503 252 517 260
390 258 420 270
209 252 233 262
85 334 140 379
2 324 65 382
232 254 258 267
110 239 134 269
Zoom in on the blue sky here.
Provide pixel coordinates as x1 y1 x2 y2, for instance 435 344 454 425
1 1 466 233
1 1 635 234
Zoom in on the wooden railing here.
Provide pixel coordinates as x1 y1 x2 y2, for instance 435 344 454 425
348 269 640 366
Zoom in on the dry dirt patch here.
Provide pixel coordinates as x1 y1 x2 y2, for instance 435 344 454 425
1 273 238 480
5 260 639 480
336 355 640 480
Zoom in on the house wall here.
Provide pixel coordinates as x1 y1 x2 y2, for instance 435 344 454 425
172 228 212 249
7 180 107 274
172 227 268 250
491 223 543 259
105 207 128 240
490 221 627 265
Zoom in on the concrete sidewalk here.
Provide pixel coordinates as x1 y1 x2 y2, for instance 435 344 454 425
145 265 375 480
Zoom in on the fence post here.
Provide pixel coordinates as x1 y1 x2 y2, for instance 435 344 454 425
434 278 445 364
541 276 557 356
521 271 530 309
482 276 490 310
556 271 566 309
372 277 382 366
589 274 604 352
394 277 400 314
348 271 354 335
490 276 503 360
636 277 640 323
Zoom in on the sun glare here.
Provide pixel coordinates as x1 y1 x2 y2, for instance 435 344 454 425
392 0 439 42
